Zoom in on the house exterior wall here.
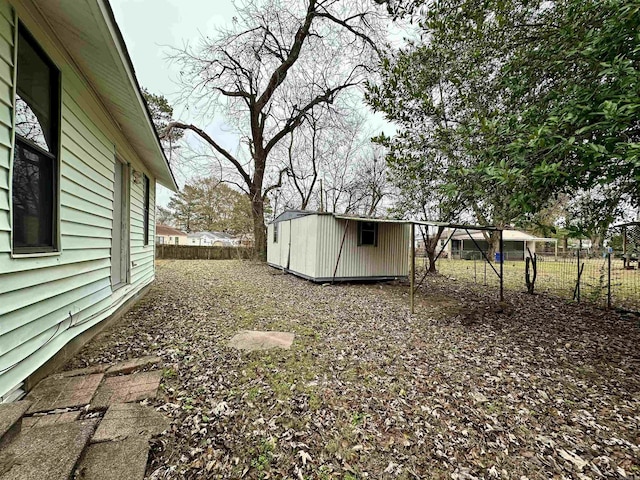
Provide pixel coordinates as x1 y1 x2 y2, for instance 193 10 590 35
157 234 187 245
0 0 157 400
458 239 528 260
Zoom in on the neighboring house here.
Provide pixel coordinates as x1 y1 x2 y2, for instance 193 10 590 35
156 224 188 245
267 210 411 282
238 233 254 248
0 0 177 402
188 231 239 247
443 229 554 261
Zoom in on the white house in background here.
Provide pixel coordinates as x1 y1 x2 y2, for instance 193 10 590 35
0 0 177 402
267 210 411 282
156 224 188 245
443 229 555 261
188 231 239 247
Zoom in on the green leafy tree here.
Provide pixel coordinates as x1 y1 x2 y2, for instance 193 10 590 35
369 0 638 248
194 178 253 235
167 184 201 233
367 0 532 257
156 205 174 226
167 177 253 235
141 88 183 158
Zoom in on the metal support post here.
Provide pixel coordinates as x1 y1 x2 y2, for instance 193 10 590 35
410 222 415 314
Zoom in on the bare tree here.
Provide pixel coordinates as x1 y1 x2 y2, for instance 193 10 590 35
164 0 384 257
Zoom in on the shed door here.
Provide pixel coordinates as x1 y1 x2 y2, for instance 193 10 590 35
111 159 129 288
282 220 291 269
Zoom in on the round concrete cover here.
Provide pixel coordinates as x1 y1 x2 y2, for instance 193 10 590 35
228 331 295 351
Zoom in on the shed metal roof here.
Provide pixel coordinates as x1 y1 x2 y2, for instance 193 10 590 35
272 210 504 232
272 210 319 223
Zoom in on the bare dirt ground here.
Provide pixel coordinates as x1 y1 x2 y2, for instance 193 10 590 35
67 260 640 479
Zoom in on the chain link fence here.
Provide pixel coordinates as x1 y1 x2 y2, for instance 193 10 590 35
420 223 639 313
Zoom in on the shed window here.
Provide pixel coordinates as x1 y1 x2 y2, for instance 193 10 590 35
143 175 150 245
358 222 378 246
12 25 60 253
273 223 278 243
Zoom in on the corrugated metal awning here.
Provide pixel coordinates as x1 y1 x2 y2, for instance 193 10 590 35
332 214 409 224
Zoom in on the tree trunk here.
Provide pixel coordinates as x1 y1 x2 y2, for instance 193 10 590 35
488 232 500 261
424 226 444 273
426 248 437 273
251 196 266 260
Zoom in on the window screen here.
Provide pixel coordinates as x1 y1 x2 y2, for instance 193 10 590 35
273 223 278 243
12 25 60 252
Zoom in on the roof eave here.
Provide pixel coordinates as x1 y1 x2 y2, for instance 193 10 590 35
98 0 178 192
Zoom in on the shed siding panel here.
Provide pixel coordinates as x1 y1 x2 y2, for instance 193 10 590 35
316 216 410 279
267 223 281 266
268 215 409 281
288 215 317 278
0 1 159 400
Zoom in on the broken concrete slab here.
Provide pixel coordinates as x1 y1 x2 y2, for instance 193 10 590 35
92 403 170 443
22 411 80 429
228 330 295 351
75 437 150 480
52 364 108 378
106 356 161 376
90 371 162 410
25 373 103 414
0 419 97 480
0 401 31 448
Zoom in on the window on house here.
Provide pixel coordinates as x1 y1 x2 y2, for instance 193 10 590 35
273 223 278 243
174 236 178 245
12 25 60 253
143 175 150 245
358 222 378 246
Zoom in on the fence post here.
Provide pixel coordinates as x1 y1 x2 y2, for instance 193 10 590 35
499 229 504 302
577 239 581 303
607 251 612 309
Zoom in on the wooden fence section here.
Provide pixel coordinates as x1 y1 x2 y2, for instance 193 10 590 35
155 245 254 260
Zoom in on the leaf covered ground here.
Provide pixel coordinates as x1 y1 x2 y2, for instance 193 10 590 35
67 260 640 479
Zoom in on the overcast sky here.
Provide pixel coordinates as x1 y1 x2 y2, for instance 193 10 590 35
111 0 393 207
110 0 239 205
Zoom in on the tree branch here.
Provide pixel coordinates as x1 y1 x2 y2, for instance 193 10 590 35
164 122 252 189
255 0 317 111
314 10 381 56
265 82 358 154
263 167 290 199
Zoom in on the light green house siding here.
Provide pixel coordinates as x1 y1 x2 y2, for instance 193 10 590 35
267 213 410 281
0 0 158 400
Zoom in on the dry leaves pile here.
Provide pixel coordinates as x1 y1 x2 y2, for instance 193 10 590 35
67 260 640 479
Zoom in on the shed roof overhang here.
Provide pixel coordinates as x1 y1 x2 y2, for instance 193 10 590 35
30 0 178 191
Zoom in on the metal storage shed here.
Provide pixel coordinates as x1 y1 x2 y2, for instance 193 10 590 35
267 211 411 282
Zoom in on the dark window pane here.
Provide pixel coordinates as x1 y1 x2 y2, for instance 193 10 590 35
143 175 150 245
358 222 378 246
15 30 55 152
12 141 54 248
12 25 59 252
